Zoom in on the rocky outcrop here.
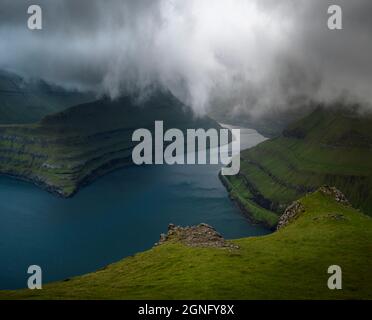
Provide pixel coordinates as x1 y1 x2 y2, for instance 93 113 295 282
155 223 239 249
277 201 305 230
277 186 351 230
318 186 350 206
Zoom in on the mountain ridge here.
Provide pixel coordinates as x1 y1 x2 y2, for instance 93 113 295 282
0 69 94 124
0 90 220 197
222 106 372 228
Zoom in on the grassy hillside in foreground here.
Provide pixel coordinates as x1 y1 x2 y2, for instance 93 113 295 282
0 90 219 197
223 107 372 227
0 70 93 124
1 189 371 300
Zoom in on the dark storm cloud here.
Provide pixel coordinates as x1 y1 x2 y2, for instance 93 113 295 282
0 0 371 115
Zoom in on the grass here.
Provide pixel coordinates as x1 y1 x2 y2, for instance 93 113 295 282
220 174 279 229
224 107 372 227
0 91 220 197
1 190 371 300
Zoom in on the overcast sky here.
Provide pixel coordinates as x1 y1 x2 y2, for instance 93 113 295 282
0 0 371 116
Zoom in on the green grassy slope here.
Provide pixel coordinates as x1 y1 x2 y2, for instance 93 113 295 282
0 90 220 197
0 70 93 124
224 107 372 227
1 189 371 300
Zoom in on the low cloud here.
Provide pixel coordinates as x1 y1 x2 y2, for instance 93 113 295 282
0 0 371 116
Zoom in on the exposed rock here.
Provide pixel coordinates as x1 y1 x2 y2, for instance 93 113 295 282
313 213 347 221
319 186 350 206
277 186 351 230
155 223 239 249
41 162 63 170
277 201 305 230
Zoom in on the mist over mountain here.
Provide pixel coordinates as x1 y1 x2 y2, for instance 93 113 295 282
0 70 93 124
1 0 371 119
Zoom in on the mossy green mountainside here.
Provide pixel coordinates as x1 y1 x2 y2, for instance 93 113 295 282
1 188 371 300
222 106 372 229
0 70 93 124
0 90 219 197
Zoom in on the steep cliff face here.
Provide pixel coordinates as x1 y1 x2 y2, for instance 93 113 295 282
0 91 220 197
223 107 372 228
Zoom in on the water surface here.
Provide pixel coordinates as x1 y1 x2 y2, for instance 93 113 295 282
0 126 269 289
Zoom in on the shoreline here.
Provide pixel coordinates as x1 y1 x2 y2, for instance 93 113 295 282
0 155 134 199
218 171 277 231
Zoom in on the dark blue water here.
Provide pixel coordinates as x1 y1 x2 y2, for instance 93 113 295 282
0 128 270 289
